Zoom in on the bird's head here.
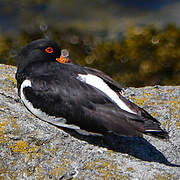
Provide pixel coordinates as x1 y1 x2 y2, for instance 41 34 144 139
16 39 70 72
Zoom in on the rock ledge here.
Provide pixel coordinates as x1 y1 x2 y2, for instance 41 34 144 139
0 64 180 179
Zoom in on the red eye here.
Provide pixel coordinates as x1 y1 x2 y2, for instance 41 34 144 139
45 47 53 53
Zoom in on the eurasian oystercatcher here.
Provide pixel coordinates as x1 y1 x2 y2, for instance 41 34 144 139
16 39 168 139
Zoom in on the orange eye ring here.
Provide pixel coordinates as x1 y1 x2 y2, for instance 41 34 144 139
45 47 54 53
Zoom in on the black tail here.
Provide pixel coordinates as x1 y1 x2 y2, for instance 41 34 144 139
144 129 169 139
117 94 169 139
139 116 169 139
88 105 169 140
109 110 169 140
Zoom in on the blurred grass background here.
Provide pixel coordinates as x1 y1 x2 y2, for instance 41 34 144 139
0 0 180 87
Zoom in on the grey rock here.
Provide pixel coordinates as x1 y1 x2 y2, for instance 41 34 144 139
0 64 179 179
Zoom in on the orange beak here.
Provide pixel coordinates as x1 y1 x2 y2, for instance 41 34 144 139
56 56 70 63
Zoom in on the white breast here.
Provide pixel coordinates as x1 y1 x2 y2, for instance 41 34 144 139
77 74 136 114
20 79 80 129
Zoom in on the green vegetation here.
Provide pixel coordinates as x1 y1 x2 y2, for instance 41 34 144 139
0 24 180 87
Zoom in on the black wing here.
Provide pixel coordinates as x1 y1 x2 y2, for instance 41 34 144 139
84 66 159 122
23 73 112 129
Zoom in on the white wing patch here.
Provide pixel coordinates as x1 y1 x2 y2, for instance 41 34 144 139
77 74 136 114
20 79 80 130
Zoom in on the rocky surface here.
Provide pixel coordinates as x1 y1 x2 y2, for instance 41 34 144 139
0 64 180 179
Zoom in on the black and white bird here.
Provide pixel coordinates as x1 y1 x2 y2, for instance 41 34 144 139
16 39 168 139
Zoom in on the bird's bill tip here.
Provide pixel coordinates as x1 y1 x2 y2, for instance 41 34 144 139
56 56 70 63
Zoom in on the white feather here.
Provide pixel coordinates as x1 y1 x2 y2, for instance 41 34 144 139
145 130 161 132
77 74 136 114
20 79 80 129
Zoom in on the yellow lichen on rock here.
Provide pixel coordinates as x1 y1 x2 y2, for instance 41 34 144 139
175 122 180 129
169 99 179 111
6 74 17 86
8 141 39 159
126 167 134 172
128 96 147 107
84 159 122 179
50 158 70 177
152 173 178 180
0 121 9 144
